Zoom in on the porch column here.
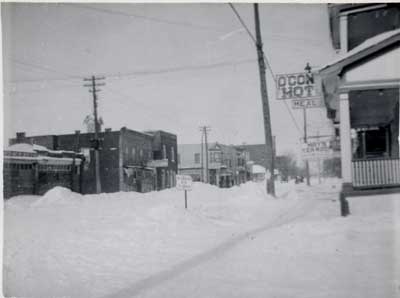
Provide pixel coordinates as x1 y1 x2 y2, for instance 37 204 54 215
398 88 400 157
339 92 352 185
339 14 348 54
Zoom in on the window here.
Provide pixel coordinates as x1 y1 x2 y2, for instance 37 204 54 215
194 153 200 164
178 154 181 165
163 145 167 159
171 147 175 162
354 127 390 159
210 152 221 163
365 127 388 158
347 6 400 50
140 149 143 159
132 147 136 159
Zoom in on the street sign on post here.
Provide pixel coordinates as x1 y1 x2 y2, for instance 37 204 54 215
301 140 334 160
176 175 193 209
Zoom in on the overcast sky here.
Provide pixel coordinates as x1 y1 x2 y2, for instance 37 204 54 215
2 3 336 154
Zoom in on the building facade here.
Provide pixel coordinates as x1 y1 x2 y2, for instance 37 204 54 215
9 127 178 195
178 143 250 188
320 4 400 213
3 143 84 199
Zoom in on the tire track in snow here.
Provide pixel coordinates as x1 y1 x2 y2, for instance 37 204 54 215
102 194 321 298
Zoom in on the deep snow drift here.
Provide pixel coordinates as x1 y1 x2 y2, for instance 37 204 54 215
3 179 400 298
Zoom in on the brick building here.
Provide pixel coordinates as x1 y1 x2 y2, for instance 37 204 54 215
9 127 177 194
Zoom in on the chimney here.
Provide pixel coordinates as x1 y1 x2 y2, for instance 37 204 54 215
75 130 80 135
105 128 112 133
16 132 26 140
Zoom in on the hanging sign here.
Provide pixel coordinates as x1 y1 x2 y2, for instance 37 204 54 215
276 72 320 100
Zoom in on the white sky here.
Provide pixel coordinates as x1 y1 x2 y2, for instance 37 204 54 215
2 3 337 154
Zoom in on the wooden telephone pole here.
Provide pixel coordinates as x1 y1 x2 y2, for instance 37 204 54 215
84 76 105 194
199 126 211 183
304 63 312 186
254 4 275 196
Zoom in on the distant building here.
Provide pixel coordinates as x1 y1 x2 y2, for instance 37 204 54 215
8 127 178 195
178 142 250 187
3 143 84 199
239 144 270 169
241 144 297 179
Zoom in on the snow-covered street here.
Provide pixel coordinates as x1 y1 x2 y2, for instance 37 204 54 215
3 180 400 298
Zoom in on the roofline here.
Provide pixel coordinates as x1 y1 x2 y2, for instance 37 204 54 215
319 33 400 76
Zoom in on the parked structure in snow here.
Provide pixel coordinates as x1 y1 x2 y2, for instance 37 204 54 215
3 143 84 199
320 4 400 213
178 143 250 187
8 128 177 194
248 163 266 182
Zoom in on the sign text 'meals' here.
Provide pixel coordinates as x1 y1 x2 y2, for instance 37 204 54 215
291 98 324 109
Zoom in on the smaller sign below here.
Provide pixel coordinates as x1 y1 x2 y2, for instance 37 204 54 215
292 98 324 109
302 140 334 160
176 175 193 191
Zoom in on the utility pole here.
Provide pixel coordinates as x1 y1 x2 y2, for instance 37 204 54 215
304 63 312 186
199 126 210 183
254 3 275 196
200 131 204 182
84 75 105 194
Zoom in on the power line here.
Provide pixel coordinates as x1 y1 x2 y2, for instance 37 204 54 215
228 3 257 44
65 4 222 32
6 58 256 84
228 3 302 135
10 58 81 80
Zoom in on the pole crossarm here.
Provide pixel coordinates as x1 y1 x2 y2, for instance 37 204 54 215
83 75 106 194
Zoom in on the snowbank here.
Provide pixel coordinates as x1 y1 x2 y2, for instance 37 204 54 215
3 181 299 298
4 179 397 298
31 186 83 207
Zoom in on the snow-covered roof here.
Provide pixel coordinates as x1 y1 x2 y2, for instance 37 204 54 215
319 28 400 75
5 143 37 153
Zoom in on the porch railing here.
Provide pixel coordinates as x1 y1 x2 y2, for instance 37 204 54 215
352 158 400 188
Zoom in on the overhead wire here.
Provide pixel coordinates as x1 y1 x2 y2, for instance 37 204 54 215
228 3 302 135
63 3 222 32
6 57 256 85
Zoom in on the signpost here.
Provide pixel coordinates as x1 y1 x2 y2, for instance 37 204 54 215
176 175 193 209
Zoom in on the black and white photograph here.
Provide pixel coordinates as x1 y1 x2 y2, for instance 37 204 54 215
1 2 400 297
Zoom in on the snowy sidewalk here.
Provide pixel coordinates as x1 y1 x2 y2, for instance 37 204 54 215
106 183 400 298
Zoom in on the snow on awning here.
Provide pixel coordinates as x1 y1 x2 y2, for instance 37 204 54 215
319 28 400 75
